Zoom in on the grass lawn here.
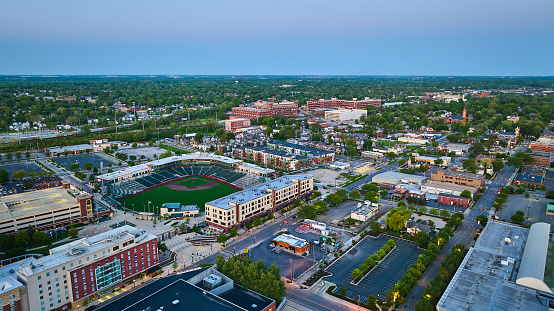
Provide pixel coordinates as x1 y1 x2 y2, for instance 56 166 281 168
178 178 209 187
117 176 237 212
159 144 190 154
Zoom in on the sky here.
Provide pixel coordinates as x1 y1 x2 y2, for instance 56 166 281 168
1 0 553 76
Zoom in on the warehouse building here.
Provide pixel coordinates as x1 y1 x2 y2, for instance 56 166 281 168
372 171 427 188
421 180 478 198
430 169 485 188
437 222 554 311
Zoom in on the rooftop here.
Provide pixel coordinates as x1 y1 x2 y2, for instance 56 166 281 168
372 171 427 184
437 222 554 311
436 169 484 180
422 180 478 193
515 172 544 184
206 175 312 210
99 268 274 311
0 187 86 221
18 225 156 276
273 234 308 249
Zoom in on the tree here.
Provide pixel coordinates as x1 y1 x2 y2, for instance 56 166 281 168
434 158 444 166
12 170 27 181
68 228 79 238
32 231 47 245
69 163 79 170
153 218 157 227
414 231 429 247
28 172 37 179
217 233 229 244
339 287 347 296
84 163 93 170
172 261 179 271
158 242 168 254
89 174 95 182
364 191 379 202
476 214 488 227
195 133 204 143
6 153 13 161
370 221 381 234
15 152 21 161
229 228 238 237
82 298 89 307
351 269 363 279
246 222 253 229
429 208 438 216
132 142 138 148
462 158 479 174
385 209 411 231
362 183 379 192
460 190 472 199
511 211 525 224
418 206 428 214
298 205 317 219
43 236 54 246
365 257 376 268
0 169 9 183
439 209 451 218
325 194 343 206
349 190 361 200
253 218 263 227
293 199 302 207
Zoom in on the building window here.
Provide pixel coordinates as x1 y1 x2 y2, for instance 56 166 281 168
38 275 42 280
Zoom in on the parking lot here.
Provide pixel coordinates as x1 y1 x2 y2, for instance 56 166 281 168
324 235 423 303
119 146 168 161
51 153 111 170
248 222 332 279
316 200 359 226
496 192 554 227
0 161 46 177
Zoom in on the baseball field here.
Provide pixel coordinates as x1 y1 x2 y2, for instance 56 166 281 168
117 176 238 212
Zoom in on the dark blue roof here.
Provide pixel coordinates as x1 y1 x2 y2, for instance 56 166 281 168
515 172 543 184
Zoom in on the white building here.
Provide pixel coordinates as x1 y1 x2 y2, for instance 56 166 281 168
325 109 367 121
350 202 378 222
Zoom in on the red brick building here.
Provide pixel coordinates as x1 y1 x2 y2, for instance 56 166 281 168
307 97 381 110
271 234 309 255
231 100 298 118
224 118 251 131
438 193 470 208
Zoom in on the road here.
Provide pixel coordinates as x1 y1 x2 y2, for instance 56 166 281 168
286 285 355 311
402 165 515 310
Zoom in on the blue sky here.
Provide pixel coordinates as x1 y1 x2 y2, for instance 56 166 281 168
1 0 553 75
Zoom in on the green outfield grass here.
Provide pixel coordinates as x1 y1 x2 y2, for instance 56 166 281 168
117 176 237 212
178 178 209 187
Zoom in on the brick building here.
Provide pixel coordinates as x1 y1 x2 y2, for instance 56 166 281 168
271 234 310 255
430 169 485 188
438 193 471 208
16 225 158 311
231 100 298 119
530 152 552 168
224 118 251 131
307 97 381 110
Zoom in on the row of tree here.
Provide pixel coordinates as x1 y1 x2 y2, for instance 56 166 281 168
215 256 286 304
351 239 396 280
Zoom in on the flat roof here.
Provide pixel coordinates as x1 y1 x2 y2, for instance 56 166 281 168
515 172 544 183
18 225 156 276
422 180 478 193
0 187 84 221
437 222 554 311
437 169 484 180
372 171 427 184
206 175 312 210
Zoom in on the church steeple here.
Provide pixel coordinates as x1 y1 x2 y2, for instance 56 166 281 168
462 103 467 123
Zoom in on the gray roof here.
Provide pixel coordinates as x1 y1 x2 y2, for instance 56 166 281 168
516 223 552 293
437 221 553 311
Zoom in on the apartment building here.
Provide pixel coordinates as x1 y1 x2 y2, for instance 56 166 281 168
324 109 367 121
530 152 552 168
307 97 381 110
231 100 298 118
234 146 310 171
16 225 158 311
266 141 335 164
205 175 313 231
430 169 485 188
0 185 107 234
